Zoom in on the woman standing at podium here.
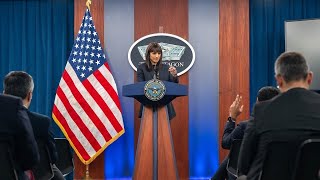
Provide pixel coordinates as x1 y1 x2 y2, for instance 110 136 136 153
137 42 178 120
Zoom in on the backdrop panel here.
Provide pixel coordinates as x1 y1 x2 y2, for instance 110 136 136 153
104 0 135 178
219 0 250 163
134 0 189 179
189 0 220 178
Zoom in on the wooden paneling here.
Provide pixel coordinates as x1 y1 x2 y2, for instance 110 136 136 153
219 0 249 162
74 0 105 179
133 107 154 179
158 106 179 180
134 106 179 179
134 0 189 179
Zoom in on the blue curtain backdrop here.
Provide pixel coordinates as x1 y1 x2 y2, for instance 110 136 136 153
0 0 74 179
250 0 320 110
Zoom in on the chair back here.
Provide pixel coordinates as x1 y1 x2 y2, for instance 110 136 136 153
259 141 301 180
292 139 320 180
227 139 242 177
0 139 18 180
55 138 74 176
32 140 54 180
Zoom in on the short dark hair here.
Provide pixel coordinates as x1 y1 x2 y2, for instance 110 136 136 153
145 42 163 71
274 52 309 83
3 71 34 99
257 86 280 102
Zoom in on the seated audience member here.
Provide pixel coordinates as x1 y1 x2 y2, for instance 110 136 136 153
237 52 320 180
211 87 280 180
4 71 64 180
222 87 280 149
0 94 39 179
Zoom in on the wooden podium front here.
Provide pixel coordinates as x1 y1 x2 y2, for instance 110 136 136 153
133 106 178 180
123 80 187 180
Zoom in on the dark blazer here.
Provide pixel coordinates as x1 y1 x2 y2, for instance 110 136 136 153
238 88 320 180
137 63 179 120
0 94 39 178
212 119 248 180
27 110 58 163
221 119 249 149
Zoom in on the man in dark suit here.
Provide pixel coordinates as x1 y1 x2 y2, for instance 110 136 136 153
222 87 280 149
238 52 320 180
211 87 280 180
0 94 39 179
4 71 64 180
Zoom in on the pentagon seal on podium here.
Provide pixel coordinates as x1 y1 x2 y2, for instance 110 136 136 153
144 79 166 101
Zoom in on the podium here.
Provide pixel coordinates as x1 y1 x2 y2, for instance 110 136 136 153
123 80 187 180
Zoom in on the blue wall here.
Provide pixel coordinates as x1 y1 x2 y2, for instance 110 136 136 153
189 0 219 178
104 0 135 178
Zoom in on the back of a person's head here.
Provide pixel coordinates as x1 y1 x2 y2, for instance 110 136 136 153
3 71 34 99
274 51 309 83
257 86 280 102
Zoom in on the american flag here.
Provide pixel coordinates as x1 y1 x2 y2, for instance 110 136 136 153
52 8 124 164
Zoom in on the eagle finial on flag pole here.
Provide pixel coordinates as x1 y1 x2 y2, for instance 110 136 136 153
86 0 92 10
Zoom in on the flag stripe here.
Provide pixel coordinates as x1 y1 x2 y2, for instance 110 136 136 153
56 86 102 151
63 69 113 141
54 98 96 157
99 64 118 95
88 70 123 128
53 105 90 160
65 63 118 138
83 78 121 135
95 68 122 112
90 71 123 132
57 76 107 147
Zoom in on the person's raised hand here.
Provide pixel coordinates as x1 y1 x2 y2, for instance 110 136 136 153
168 66 177 77
229 94 244 120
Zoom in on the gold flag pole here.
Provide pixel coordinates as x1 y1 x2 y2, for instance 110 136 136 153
86 0 92 10
84 163 91 180
84 1 92 179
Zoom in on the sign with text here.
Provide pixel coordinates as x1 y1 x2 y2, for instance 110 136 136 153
128 33 195 76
